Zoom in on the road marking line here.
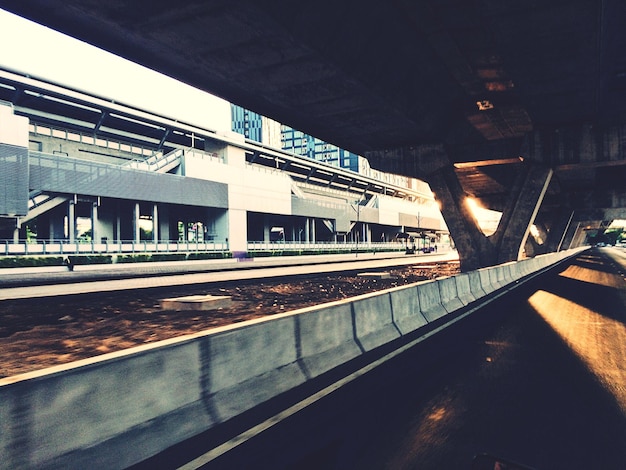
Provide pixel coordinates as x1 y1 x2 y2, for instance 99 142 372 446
178 255 572 469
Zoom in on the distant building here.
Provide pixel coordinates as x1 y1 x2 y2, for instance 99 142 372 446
230 105 430 198
231 105 359 172
280 127 360 172
231 105 263 142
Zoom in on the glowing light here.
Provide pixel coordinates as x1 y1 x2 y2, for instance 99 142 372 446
465 197 501 236
529 224 544 244
476 100 494 111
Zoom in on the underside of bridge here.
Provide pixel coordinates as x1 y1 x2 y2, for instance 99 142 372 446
2 0 626 270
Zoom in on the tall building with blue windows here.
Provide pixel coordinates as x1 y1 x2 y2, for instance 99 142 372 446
280 127 360 172
231 105 263 142
231 105 359 172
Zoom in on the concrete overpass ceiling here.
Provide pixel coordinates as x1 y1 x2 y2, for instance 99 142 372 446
3 0 619 149
1 0 625 230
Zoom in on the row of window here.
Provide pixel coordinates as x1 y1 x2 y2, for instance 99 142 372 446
231 106 359 171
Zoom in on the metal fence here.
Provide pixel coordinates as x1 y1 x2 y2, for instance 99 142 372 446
247 240 413 252
1 239 229 256
1 239 446 257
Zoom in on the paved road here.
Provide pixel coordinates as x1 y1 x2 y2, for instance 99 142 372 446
0 250 457 300
135 248 626 470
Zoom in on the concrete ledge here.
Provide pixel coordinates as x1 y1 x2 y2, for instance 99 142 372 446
479 268 496 295
0 248 586 469
357 271 391 279
160 294 233 311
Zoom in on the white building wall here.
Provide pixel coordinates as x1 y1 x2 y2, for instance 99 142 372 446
261 116 283 149
377 195 445 229
184 145 293 251
0 104 29 147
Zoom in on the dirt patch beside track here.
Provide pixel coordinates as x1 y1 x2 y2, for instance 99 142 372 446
0 262 459 378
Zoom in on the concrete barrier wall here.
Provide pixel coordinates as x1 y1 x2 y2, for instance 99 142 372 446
417 279 448 322
438 276 464 313
468 270 487 299
0 247 587 469
206 316 307 421
297 302 362 379
454 272 476 306
352 291 400 351
479 268 496 294
389 284 427 335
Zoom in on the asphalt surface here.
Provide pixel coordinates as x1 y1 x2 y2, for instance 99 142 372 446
0 250 458 300
132 248 626 470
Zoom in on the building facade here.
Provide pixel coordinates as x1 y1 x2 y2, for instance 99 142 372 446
0 71 448 257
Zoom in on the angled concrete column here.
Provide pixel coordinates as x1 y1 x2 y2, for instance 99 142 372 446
367 144 497 271
367 143 554 271
492 164 552 263
543 209 575 252
426 166 496 271
568 222 587 248
524 221 548 256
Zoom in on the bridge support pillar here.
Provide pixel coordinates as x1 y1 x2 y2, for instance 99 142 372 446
426 165 495 271
366 145 553 271
492 164 552 263
569 222 588 248
543 209 575 252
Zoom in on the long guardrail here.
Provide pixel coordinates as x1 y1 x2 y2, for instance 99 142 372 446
0 239 229 256
1 240 439 257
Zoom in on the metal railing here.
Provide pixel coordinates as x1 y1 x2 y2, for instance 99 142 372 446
2 239 450 257
246 240 420 252
1 239 229 256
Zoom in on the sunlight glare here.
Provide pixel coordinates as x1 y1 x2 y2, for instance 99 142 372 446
529 290 626 415
465 197 501 236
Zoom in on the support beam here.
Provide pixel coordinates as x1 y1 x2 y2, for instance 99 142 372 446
152 204 159 243
133 202 140 243
493 164 553 263
543 209 575 252
68 199 76 243
426 165 496 271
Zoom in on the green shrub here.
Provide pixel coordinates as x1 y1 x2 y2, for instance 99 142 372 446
70 255 112 265
151 253 187 262
187 252 230 260
116 254 152 264
0 256 64 268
